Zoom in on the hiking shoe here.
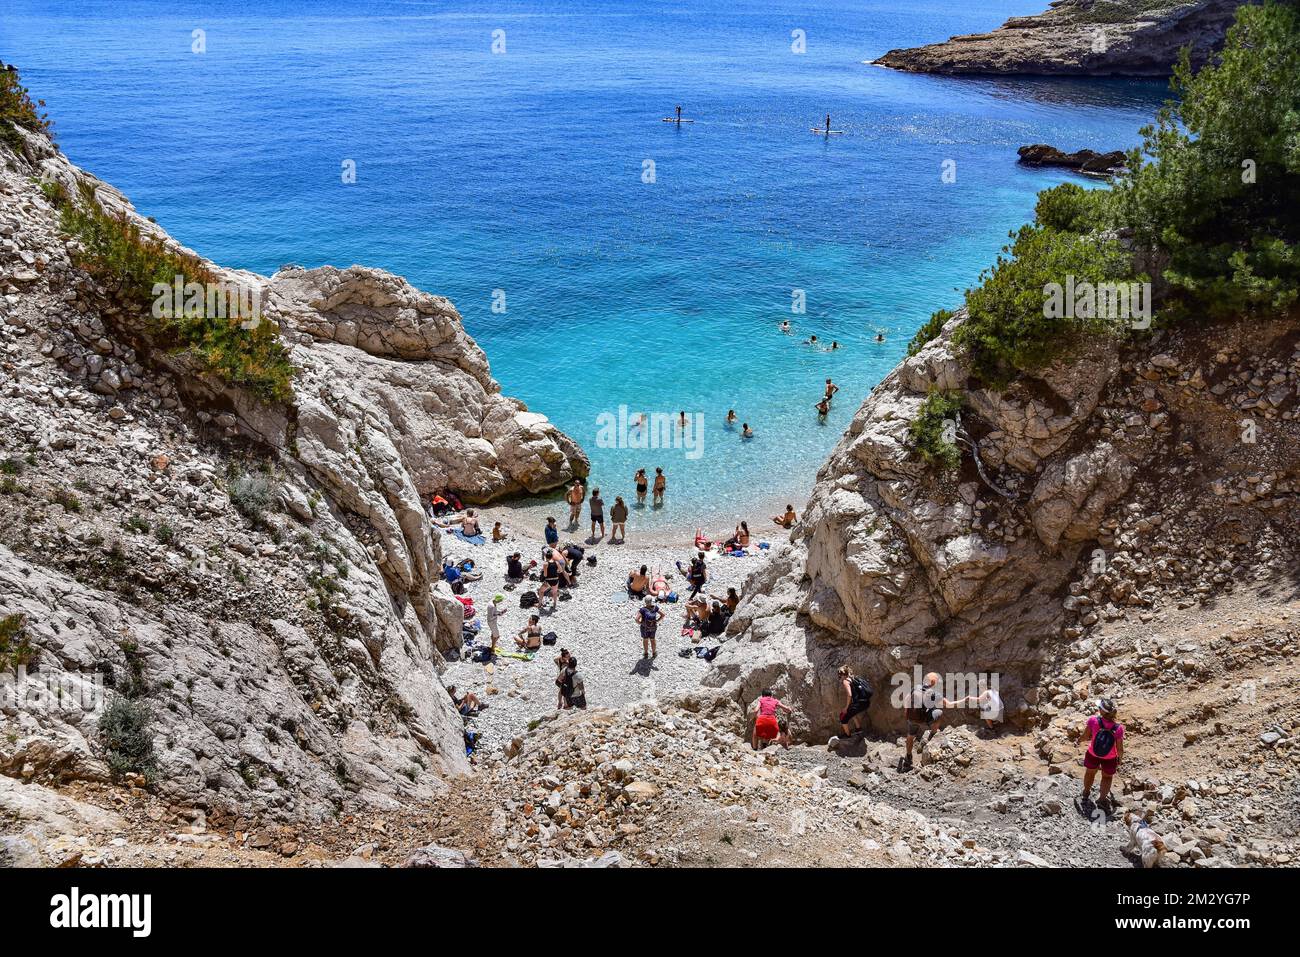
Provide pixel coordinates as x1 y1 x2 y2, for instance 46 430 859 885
827 736 841 751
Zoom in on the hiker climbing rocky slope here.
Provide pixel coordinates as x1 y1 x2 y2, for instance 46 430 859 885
874 0 1252 76
0 119 585 826
706 309 1300 748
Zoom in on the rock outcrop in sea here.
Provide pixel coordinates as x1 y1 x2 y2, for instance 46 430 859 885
0 121 585 827
874 0 1252 76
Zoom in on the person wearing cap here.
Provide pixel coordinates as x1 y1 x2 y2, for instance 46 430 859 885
485 593 505 652
1079 697 1125 814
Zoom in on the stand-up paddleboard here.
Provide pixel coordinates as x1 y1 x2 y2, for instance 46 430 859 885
661 118 696 123
811 128 844 134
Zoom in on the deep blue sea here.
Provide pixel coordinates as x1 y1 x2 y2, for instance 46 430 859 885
1 1 1168 530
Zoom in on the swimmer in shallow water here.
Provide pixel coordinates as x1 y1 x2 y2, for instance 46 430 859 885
741 422 754 439
815 397 830 420
725 409 738 428
780 320 791 334
875 332 885 343
804 334 818 346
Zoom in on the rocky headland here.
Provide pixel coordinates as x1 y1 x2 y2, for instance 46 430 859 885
874 0 1253 76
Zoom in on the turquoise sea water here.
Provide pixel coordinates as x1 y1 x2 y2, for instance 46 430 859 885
1 1 1168 529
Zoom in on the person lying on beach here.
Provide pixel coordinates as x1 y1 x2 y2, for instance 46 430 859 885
694 529 714 551
627 565 650 597
491 521 506 542
773 505 798 528
649 571 670 600
515 614 543 651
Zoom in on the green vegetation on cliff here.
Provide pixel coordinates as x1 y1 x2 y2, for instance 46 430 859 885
913 1 1299 390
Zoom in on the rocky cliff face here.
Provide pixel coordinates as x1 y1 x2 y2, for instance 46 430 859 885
707 309 1300 744
874 0 1252 76
0 124 584 826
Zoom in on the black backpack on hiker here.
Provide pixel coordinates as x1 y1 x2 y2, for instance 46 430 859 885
1092 718 1117 756
849 676 873 706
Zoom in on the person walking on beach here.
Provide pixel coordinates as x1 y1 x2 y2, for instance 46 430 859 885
753 688 793 750
566 480 585 528
589 487 606 541
636 596 663 659
824 378 839 403
1077 698 1124 815
610 495 628 543
652 467 666 505
634 468 649 505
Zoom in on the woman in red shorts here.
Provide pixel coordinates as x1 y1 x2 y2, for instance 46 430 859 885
1078 697 1125 814
752 688 793 750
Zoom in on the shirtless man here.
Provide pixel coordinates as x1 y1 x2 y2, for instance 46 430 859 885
824 378 839 402
565 480 585 527
627 564 650 597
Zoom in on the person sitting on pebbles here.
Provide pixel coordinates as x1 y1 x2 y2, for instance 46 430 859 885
515 614 543 652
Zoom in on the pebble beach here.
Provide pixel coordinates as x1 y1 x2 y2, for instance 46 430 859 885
440 506 779 751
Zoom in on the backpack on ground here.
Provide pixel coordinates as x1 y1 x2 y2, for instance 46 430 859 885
542 631 558 646
519 591 539 609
